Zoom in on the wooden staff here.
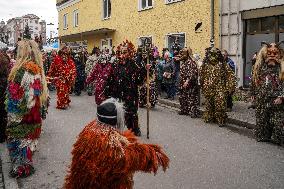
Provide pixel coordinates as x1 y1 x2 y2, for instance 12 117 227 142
146 51 150 139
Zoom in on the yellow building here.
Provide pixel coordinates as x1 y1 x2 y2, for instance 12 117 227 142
57 0 219 56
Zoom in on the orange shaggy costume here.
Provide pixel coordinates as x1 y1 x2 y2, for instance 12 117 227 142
64 120 169 189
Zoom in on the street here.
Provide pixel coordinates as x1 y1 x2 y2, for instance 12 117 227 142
18 92 284 189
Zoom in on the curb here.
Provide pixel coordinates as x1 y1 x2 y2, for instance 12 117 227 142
0 143 19 189
158 98 256 129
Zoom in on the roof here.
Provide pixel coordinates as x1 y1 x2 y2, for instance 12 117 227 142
22 14 40 19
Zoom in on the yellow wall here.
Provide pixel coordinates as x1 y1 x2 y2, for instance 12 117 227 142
58 0 220 56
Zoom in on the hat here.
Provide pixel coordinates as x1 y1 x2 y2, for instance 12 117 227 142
97 101 117 126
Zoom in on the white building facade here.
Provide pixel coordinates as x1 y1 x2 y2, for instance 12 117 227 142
5 14 46 46
220 0 284 87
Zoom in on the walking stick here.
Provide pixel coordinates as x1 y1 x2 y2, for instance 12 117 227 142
146 53 150 139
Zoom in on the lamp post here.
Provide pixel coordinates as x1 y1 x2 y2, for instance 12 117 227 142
141 37 152 139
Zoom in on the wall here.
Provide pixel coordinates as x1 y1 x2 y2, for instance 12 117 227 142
220 0 284 86
58 0 220 57
239 0 284 11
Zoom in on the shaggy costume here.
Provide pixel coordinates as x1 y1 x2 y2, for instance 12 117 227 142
179 48 199 117
86 54 113 105
73 53 86 96
64 99 169 189
200 47 236 126
48 53 76 109
105 41 147 136
251 42 284 144
139 56 158 108
0 51 10 142
85 53 99 95
5 40 49 178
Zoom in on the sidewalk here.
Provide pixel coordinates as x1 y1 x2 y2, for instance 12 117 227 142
158 98 256 129
0 143 19 189
0 158 4 189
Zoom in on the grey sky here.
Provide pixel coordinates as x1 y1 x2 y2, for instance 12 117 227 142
0 0 58 37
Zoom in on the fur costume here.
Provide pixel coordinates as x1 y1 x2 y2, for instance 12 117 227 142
64 118 169 189
105 40 146 136
85 53 99 95
86 54 113 105
251 42 284 144
179 48 199 117
138 52 158 108
0 51 10 142
48 50 76 109
73 52 86 96
200 47 236 126
5 40 49 178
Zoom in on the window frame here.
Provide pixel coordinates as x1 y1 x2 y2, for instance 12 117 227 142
138 0 154 11
63 13 68 29
165 32 186 52
137 35 153 46
102 0 111 20
100 38 112 51
73 9 79 27
165 0 184 5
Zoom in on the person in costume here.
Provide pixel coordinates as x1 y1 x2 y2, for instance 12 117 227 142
86 54 113 105
105 40 147 136
0 49 10 143
5 40 49 178
138 48 158 108
178 47 199 117
200 47 236 127
47 45 76 109
85 47 100 96
72 50 86 96
64 98 169 189
251 41 284 144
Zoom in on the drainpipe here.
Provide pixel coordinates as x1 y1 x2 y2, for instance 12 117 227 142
210 0 215 47
219 0 222 48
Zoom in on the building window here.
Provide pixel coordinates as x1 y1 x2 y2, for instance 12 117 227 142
138 36 153 46
103 0 111 19
100 38 112 51
279 16 284 31
73 10 79 27
138 0 153 11
35 20 38 24
63 13 68 29
165 33 185 53
261 17 275 32
165 0 184 4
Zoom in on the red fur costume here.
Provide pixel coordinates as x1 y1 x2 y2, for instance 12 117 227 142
48 55 76 109
64 120 169 189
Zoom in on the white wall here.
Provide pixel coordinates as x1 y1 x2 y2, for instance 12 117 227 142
220 0 284 87
240 0 284 11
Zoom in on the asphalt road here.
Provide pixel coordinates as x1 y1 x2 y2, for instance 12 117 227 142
18 92 284 189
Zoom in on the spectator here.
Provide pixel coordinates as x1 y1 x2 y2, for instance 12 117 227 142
222 50 236 112
163 51 176 100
